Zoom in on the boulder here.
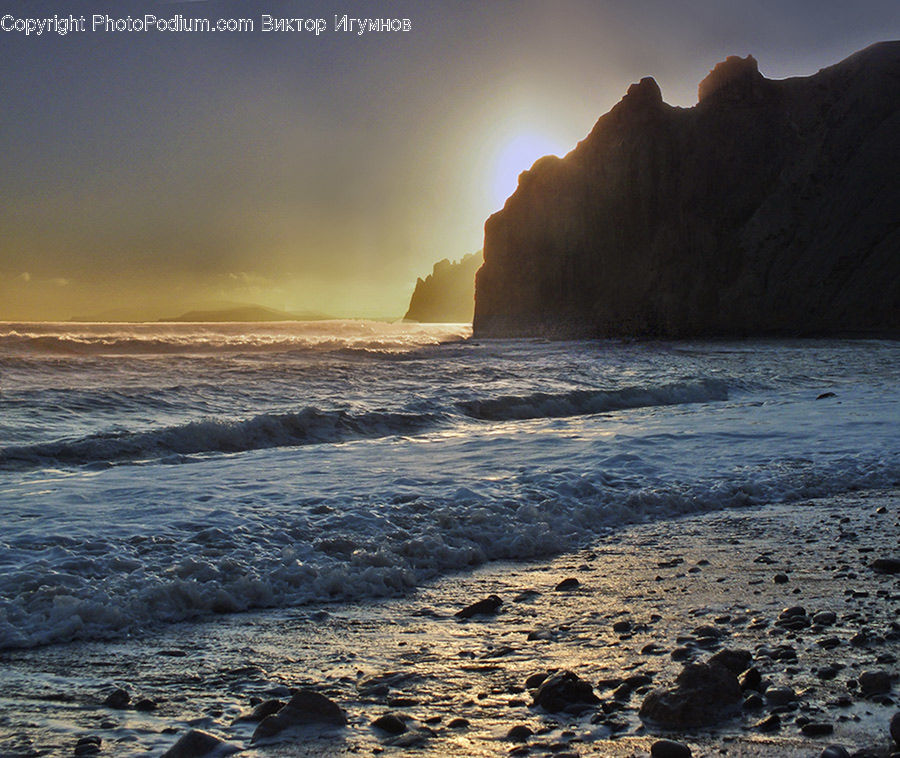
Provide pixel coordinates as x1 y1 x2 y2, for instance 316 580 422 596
639 663 742 728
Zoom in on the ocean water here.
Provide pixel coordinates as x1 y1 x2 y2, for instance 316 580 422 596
0 321 897 651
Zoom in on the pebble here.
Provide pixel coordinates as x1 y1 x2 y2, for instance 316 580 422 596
74 736 101 756
639 663 741 728
447 718 469 729
820 747 851 758
859 670 892 696
160 729 237 758
764 685 797 705
892 711 900 745
252 689 346 742
506 725 533 742
133 698 156 712
754 714 781 732
774 573 790 584
871 558 900 574
801 722 834 736
554 578 580 591
102 689 130 710
455 595 502 619
371 714 407 735
233 699 286 724
650 739 692 757
531 670 599 713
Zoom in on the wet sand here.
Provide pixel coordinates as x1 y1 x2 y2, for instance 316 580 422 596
1 489 897 757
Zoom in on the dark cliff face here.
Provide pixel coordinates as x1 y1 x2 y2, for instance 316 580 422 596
474 42 900 339
404 251 482 323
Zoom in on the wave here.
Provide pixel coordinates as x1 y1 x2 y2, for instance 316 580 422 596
0 322 471 357
0 408 442 469
0 379 732 470
458 379 729 420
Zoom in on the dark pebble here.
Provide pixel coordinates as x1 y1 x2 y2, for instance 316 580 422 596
447 717 469 729
525 672 549 689
871 558 900 575
103 689 130 710
455 595 502 619
739 667 762 691
651 739 692 757
802 722 834 736
820 747 851 758
755 714 781 732
506 725 533 742
133 698 157 712
890 711 900 745
554 578 580 591
371 714 407 735
816 392 837 400
774 573 790 584
743 693 764 710
859 670 892 696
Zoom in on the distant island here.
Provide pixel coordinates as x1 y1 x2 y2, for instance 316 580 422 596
474 42 900 339
404 251 482 323
161 305 332 323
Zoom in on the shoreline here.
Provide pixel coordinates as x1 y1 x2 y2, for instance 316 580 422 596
1 489 898 757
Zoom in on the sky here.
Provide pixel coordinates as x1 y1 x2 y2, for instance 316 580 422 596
1 0 898 321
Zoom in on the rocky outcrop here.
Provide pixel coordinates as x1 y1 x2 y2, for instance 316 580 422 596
473 42 900 338
404 252 482 323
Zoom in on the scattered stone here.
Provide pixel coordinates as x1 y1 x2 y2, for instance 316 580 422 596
814 611 838 625
739 667 762 691
74 735 102 756
161 729 237 758
820 746 850 758
252 689 346 742
525 672 549 689
802 722 834 736
532 670 599 713
651 739 692 757
506 725 533 742
447 718 469 729
371 714 407 735
639 663 742 728
871 558 900 575
774 573 790 584
890 711 900 746
133 698 157 712
554 578 580 591
234 699 286 724
103 689 130 710
612 620 632 634
859 671 892 696
709 649 752 675
765 685 798 705
743 692 764 710
755 714 781 732
816 392 837 400
455 595 502 619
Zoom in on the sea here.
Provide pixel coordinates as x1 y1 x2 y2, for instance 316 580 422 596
0 321 897 652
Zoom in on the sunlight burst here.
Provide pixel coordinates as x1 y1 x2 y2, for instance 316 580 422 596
491 132 566 208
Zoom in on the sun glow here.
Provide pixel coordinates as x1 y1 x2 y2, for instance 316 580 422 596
491 131 567 209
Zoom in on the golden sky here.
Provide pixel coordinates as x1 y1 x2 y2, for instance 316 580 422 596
1 0 897 320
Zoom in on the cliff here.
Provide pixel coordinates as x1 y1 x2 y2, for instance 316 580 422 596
404 251 482 322
473 42 900 339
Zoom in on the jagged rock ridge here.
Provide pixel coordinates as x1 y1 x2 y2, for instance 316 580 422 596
404 251 482 323
473 42 900 338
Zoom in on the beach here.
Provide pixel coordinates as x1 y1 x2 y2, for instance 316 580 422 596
2 489 897 757
1 325 898 756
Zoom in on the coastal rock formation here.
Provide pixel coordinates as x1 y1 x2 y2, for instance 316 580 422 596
474 42 900 338
404 251 482 323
